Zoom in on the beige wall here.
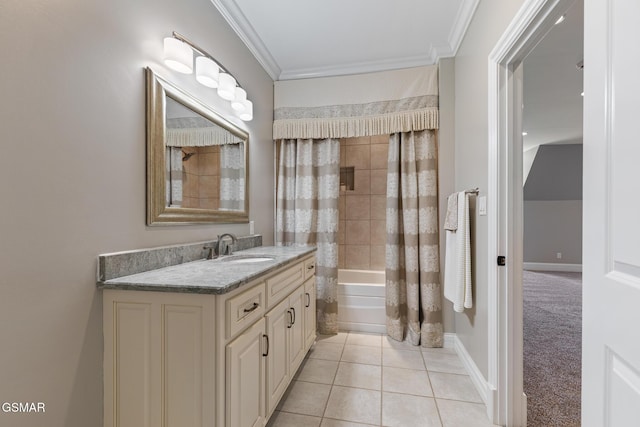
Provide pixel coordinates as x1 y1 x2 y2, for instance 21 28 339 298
0 1 273 426
438 58 456 334
338 135 389 271
453 0 526 379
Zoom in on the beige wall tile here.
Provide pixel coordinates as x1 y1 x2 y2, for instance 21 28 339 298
370 170 387 195
352 169 370 195
345 136 371 145
346 220 371 245
346 195 371 220
199 198 217 210
181 196 198 209
338 245 345 269
370 245 386 270
370 221 386 245
199 175 219 198
345 245 370 270
338 220 346 245
370 195 386 220
183 173 198 197
340 144 346 167
345 145 370 170
339 195 346 220
370 143 389 170
370 134 389 145
200 152 219 175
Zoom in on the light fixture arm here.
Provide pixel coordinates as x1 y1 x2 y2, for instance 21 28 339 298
171 31 243 88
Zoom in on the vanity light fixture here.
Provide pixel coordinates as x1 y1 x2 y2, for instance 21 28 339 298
195 56 220 88
217 73 237 101
555 15 565 25
231 88 247 111
163 38 193 74
163 31 253 121
522 131 528 136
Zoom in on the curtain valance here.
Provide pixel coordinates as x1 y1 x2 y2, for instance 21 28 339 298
166 117 243 147
273 65 439 140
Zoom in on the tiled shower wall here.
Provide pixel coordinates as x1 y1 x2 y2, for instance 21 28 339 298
338 135 389 271
182 145 221 210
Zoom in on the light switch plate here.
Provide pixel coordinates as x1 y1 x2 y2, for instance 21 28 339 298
478 196 487 216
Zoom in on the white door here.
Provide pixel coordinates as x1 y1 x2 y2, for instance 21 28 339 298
582 0 640 425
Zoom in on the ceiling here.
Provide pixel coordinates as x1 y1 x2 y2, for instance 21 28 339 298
210 0 480 80
522 0 584 151
210 0 583 151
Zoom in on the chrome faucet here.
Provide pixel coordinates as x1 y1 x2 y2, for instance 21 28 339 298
215 233 238 256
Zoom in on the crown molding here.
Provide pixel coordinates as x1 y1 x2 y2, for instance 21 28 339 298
447 0 482 56
279 53 438 81
209 0 281 80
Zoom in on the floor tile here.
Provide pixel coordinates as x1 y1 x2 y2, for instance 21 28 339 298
341 345 382 365
382 335 421 351
308 342 345 361
296 358 339 384
278 381 332 417
324 386 381 425
317 333 348 344
346 332 382 347
422 350 467 375
267 410 322 427
320 418 377 427
429 372 483 403
382 366 432 396
382 392 442 426
437 399 497 427
334 362 382 390
382 348 426 370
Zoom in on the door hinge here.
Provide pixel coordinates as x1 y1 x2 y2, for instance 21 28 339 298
497 256 506 266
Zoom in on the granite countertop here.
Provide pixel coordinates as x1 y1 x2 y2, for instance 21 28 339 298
98 246 316 295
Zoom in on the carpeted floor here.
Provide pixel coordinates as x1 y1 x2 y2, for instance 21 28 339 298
523 270 582 427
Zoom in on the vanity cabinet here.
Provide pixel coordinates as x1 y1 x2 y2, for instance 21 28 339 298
102 252 316 427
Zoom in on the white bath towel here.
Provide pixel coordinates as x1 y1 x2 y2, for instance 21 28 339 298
443 191 472 312
444 193 458 231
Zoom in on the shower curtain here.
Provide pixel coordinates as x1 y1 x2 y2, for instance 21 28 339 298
219 142 245 211
385 129 443 347
276 138 340 334
166 147 183 206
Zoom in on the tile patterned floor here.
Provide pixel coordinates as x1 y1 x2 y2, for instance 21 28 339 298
267 332 499 427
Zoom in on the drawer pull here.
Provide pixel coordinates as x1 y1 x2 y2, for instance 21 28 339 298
291 307 296 325
243 302 259 313
263 334 269 357
305 292 310 308
287 310 293 328
307 264 315 270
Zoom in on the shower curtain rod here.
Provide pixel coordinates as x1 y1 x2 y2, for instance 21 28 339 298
465 188 480 194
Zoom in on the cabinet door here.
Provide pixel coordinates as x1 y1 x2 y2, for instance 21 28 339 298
288 285 306 374
265 298 291 416
226 318 265 427
303 277 317 351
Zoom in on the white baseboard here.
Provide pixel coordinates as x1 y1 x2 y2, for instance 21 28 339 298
453 334 492 406
338 321 386 334
523 262 582 272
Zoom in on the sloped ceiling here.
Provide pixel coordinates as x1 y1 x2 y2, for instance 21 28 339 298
210 0 480 80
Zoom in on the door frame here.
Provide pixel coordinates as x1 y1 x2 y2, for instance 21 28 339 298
486 0 577 424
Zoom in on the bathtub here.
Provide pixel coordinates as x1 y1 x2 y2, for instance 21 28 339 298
337 269 386 334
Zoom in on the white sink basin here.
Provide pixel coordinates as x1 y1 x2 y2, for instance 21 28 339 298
219 254 275 264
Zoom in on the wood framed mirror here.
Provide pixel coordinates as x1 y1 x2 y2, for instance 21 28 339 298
145 67 249 225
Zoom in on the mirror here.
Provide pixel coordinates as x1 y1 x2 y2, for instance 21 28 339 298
146 68 249 225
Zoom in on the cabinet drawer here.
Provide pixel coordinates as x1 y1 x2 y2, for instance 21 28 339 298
226 283 266 339
303 257 316 281
266 262 304 309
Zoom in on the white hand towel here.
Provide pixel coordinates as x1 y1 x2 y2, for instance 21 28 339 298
444 191 473 312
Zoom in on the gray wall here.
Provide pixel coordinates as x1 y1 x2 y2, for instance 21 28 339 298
524 144 582 264
438 58 456 333
524 144 583 200
0 1 274 426
453 0 527 380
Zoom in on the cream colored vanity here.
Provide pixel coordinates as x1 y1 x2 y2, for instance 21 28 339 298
100 246 316 427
